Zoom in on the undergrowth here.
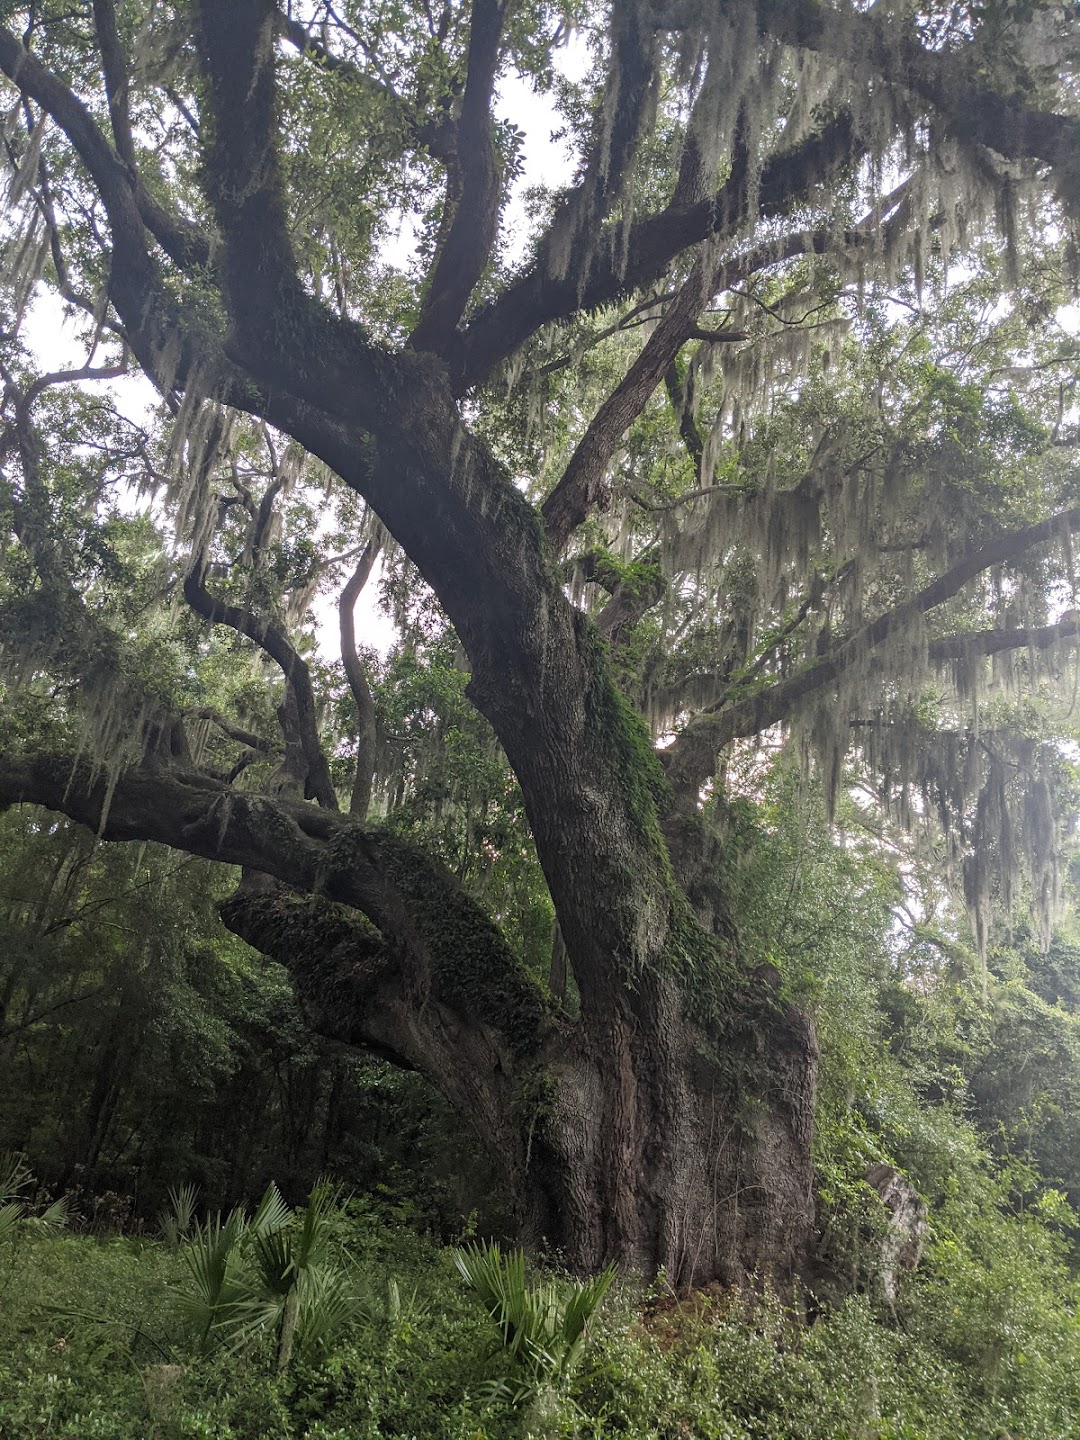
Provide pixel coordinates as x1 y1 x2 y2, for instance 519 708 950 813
2 1185 1080 1440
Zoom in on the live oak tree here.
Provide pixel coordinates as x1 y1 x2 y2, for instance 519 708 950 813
1 0 1080 1287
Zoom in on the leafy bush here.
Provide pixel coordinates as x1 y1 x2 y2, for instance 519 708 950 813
3 1190 1079 1440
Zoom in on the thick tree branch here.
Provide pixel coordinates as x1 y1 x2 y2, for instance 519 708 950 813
928 618 1080 662
0 751 549 1063
751 0 1080 197
451 113 858 393
90 0 136 169
543 252 719 550
596 555 666 647
193 0 306 356
218 876 553 1197
409 0 505 353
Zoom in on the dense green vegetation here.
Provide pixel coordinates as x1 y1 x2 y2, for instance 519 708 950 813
3 0 1080 1432
2 1200 1079 1440
6 770 1080 1437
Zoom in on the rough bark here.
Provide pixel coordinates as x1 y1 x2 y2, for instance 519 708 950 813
215 876 819 1288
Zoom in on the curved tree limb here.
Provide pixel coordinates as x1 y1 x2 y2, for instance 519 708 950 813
409 0 506 353
339 535 383 819
183 561 338 810
0 748 554 1156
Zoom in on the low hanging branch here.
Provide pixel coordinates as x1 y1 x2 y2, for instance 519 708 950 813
0 748 552 1061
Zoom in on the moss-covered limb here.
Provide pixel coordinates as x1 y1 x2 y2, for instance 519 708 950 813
320 825 553 1057
752 0 1080 209
574 547 667 649
662 502 1080 810
218 887 403 1055
0 747 554 1059
218 882 555 1197
451 116 858 391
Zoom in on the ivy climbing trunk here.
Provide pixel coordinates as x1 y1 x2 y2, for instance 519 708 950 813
219 857 820 1290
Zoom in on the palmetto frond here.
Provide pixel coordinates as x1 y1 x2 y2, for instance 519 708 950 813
453 1241 616 1404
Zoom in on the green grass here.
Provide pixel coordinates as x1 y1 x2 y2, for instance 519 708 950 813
2 1207 1080 1440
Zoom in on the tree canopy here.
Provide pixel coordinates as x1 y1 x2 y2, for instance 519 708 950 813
1 0 1079 1285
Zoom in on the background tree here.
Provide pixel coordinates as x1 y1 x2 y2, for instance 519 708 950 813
0 0 1079 1286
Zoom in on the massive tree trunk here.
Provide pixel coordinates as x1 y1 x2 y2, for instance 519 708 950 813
0 750 816 1288
525 973 817 1287
211 868 818 1290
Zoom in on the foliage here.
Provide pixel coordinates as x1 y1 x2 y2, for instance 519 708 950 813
1 1185 1080 1440
453 1241 616 1409
175 1181 355 1373
0 1150 68 1252
0 808 505 1234
158 1183 199 1248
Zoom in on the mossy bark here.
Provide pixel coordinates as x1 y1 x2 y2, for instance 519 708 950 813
220 874 817 1290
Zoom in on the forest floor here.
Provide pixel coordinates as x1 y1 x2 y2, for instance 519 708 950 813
2 1196 1080 1440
